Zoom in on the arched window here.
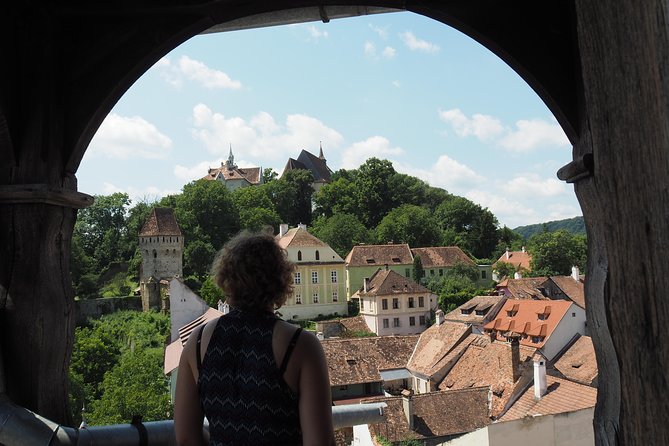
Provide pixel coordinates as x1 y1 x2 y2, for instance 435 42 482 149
315 250 320 260
297 251 302 261
153 249 157 258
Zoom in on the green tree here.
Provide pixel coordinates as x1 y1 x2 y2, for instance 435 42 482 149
412 255 424 284
310 213 372 258
435 196 499 259
232 185 281 232
282 169 315 226
354 158 397 227
183 239 216 280
527 230 587 276
313 177 359 218
375 204 442 248
200 275 225 308
261 167 278 183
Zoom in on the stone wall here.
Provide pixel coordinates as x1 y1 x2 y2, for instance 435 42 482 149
74 296 143 326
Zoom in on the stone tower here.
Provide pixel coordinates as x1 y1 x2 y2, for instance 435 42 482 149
138 207 184 311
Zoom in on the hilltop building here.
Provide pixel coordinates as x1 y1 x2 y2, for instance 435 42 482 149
202 146 262 190
138 207 183 311
281 146 333 192
276 224 347 320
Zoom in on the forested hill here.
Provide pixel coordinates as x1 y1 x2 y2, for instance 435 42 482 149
513 216 585 239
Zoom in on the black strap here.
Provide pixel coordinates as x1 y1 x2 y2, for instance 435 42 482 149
131 415 148 446
279 328 303 375
195 325 205 372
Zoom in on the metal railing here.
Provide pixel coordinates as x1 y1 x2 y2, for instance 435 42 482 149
0 397 386 445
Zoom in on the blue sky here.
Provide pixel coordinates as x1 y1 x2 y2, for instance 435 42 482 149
79 11 580 229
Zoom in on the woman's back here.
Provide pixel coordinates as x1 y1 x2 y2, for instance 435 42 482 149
198 308 301 445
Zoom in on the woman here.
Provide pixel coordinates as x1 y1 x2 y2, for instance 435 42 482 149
174 231 335 446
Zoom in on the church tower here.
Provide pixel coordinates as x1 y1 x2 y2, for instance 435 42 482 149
138 207 184 311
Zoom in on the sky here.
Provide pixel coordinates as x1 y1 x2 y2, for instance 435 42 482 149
78 10 581 229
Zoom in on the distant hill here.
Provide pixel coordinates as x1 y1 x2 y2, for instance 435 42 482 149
513 216 585 239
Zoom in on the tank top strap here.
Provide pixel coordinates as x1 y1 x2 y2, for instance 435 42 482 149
195 325 205 372
279 327 303 375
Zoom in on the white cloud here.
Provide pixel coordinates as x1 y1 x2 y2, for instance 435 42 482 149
155 56 242 90
189 104 344 165
546 203 582 221
465 190 541 228
369 24 389 39
399 31 440 53
340 136 404 169
102 182 178 202
174 160 221 182
498 118 570 151
394 154 484 195
502 173 567 198
364 41 377 58
306 25 329 39
438 108 570 152
88 113 172 159
439 108 504 141
382 46 396 59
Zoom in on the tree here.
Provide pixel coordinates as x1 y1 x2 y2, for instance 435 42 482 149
282 169 315 226
527 230 587 276
412 255 424 284
183 239 217 280
200 275 225 308
375 204 442 248
261 167 278 183
434 196 499 259
354 158 397 227
313 177 359 218
428 265 493 312
232 185 281 232
310 213 372 258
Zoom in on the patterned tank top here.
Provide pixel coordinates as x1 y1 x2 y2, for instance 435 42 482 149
197 308 302 445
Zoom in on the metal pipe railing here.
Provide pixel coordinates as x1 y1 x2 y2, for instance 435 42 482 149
0 397 387 445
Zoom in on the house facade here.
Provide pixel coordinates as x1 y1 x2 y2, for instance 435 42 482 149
276 224 347 320
411 246 491 287
345 243 414 298
355 268 438 336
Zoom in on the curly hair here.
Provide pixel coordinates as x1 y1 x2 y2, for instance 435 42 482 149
211 231 294 311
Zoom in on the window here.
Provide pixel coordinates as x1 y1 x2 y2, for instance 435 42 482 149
393 298 399 309
482 270 487 279
331 270 338 283
312 292 319 303
421 270 426 277
153 249 157 258
315 250 320 260
382 299 388 310
408 297 415 308
339 385 348 390
295 294 302 304
418 296 424 307
572 312 576 317
383 318 389 329
332 291 338 302
410 316 416 326
419 316 426 325
405 268 411 278
294 272 301 284
297 250 302 261
532 336 543 343
393 317 400 327
439 269 443 276
430 269 435 276
311 271 318 284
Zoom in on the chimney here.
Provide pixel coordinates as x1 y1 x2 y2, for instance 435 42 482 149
297 223 307 230
435 309 444 326
571 266 580 281
363 277 370 293
401 389 415 430
521 246 526 253
488 330 496 343
279 223 289 237
533 358 548 399
316 332 324 341
514 271 522 279
384 263 389 271
218 300 230 315
505 248 510 260
510 334 521 382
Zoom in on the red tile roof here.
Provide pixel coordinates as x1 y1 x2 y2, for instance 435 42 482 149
549 275 586 308
203 165 261 185
497 277 548 300
438 334 537 416
483 299 573 349
407 321 472 378
494 250 532 270
321 336 419 386
499 375 597 422
362 388 491 442
553 335 598 386
276 226 329 249
444 295 505 325
139 207 182 236
410 246 475 267
338 315 374 335
345 244 413 267
358 269 431 296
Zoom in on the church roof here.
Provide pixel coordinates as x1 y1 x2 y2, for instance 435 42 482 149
282 149 332 183
139 208 182 236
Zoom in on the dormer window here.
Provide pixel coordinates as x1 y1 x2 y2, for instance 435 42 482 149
297 250 302 261
346 358 356 365
366 258 375 264
392 257 401 263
